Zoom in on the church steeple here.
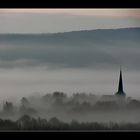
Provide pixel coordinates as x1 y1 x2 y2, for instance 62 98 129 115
115 67 126 97
118 68 123 92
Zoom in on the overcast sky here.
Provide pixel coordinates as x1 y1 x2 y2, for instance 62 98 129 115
0 9 140 33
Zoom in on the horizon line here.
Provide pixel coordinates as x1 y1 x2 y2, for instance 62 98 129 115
0 26 140 35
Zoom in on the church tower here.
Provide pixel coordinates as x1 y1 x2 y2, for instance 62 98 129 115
115 67 126 97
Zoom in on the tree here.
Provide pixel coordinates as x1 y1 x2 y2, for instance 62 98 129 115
21 97 30 108
19 97 37 115
3 101 14 114
53 91 66 99
17 115 32 129
52 91 67 106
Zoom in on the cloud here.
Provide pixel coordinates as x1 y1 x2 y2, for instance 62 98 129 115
0 9 140 34
0 9 140 18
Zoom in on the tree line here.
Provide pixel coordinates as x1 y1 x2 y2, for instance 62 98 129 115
0 115 140 130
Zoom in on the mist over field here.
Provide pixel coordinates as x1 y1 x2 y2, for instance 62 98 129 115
0 28 140 129
0 28 139 101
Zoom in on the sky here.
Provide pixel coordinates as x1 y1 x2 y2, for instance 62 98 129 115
0 9 140 33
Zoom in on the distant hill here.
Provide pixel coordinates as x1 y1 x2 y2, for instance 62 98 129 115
0 27 140 46
0 27 140 69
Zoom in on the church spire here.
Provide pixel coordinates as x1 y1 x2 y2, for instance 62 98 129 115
118 66 123 92
115 67 126 97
